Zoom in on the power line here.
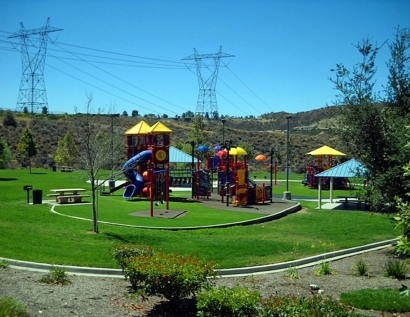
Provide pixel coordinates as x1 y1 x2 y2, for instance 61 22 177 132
222 60 275 113
51 42 189 113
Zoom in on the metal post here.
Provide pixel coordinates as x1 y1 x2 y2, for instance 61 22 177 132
225 139 232 207
190 141 195 199
284 116 292 200
270 148 274 203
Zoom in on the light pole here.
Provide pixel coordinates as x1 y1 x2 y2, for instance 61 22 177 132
269 148 274 203
110 114 119 186
284 115 292 200
221 119 226 145
224 139 233 207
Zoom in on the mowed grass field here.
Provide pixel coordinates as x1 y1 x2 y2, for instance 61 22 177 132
0 168 398 269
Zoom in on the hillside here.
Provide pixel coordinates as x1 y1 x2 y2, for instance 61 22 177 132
0 106 348 173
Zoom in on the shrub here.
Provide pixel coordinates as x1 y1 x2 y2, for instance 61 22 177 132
110 243 155 270
125 251 217 302
0 297 29 317
38 268 71 285
196 284 261 317
384 259 408 280
354 258 369 277
259 295 360 317
392 236 410 257
314 260 335 276
0 260 9 269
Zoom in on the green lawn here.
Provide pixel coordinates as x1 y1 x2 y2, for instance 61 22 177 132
0 168 398 269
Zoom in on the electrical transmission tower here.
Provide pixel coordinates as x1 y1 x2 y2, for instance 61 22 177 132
8 18 62 114
182 46 234 116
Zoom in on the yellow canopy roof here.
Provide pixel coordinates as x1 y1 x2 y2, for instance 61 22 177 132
148 121 172 133
306 145 345 156
125 121 151 135
229 147 247 156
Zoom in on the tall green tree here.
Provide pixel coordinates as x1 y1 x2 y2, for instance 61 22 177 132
17 128 37 173
188 114 209 146
54 131 79 167
330 28 410 213
0 138 12 169
2 110 17 127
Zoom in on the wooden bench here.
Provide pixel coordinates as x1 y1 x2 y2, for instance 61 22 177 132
56 195 90 204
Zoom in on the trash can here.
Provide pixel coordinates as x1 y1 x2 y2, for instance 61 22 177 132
33 189 43 204
109 180 116 190
52 165 57 172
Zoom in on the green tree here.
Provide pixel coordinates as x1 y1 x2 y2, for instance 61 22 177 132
2 110 17 127
330 28 410 213
54 132 79 167
42 106 48 115
188 114 209 146
17 127 37 173
0 138 13 169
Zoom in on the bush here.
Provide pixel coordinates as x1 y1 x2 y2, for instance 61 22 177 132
384 259 408 280
196 284 261 317
259 295 360 317
110 243 156 290
110 243 155 270
125 251 217 302
0 297 29 317
38 268 71 285
2 110 17 128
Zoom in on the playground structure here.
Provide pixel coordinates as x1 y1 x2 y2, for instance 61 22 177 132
303 145 349 189
101 119 273 214
205 146 272 206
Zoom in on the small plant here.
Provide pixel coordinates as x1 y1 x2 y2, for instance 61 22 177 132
384 258 408 280
315 260 335 276
38 268 71 285
0 260 9 269
392 236 410 257
197 284 261 317
0 297 29 317
354 258 370 277
260 295 360 317
284 266 300 279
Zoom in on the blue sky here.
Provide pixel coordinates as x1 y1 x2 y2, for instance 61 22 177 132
0 0 409 118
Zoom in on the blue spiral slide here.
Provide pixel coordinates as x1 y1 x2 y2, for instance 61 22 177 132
122 150 152 199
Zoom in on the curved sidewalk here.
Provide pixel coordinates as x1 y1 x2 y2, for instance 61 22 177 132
2 239 397 278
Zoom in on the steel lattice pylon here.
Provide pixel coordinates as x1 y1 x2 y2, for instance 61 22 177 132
182 46 234 116
8 18 62 114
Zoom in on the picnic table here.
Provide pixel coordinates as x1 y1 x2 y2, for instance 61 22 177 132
48 188 89 204
337 195 367 210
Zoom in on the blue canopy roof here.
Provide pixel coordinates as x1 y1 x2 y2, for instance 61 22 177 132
170 146 198 163
315 159 368 178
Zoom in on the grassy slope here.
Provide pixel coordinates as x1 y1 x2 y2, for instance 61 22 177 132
0 168 398 269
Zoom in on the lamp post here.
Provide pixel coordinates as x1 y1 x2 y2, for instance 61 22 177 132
221 119 226 145
224 139 233 207
269 148 274 203
110 114 120 186
284 115 292 200
189 140 195 199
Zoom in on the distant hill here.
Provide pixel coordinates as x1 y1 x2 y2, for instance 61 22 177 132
0 105 348 173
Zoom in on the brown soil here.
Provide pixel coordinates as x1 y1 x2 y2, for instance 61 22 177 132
1 248 409 317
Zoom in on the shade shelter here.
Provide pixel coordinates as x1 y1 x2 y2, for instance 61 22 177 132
306 145 346 169
315 159 368 209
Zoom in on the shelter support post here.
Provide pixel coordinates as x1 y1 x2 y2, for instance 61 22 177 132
318 176 322 209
